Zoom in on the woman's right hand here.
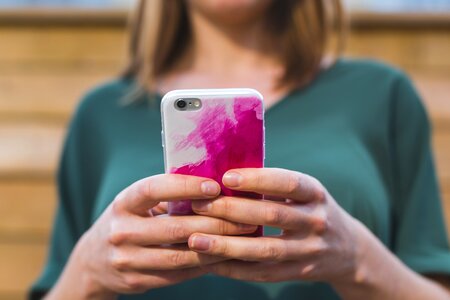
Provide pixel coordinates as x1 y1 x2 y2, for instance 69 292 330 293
46 174 257 299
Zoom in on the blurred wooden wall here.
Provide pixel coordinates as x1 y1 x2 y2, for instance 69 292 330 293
0 13 449 299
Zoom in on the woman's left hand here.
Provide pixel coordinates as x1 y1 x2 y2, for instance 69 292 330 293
188 168 365 284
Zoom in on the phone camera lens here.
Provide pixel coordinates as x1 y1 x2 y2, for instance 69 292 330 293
176 100 187 109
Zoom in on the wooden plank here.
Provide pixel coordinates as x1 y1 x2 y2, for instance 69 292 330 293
0 292 23 300
0 73 113 120
0 60 123 76
434 129 450 235
346 29 450 73
351 12 450 29
0 181 56 242
0 27 127 63
0 243 48 296
443 176 450 197
0 8 129 26
443 192 450 239
0 122 64 179
412 73 450 130
433 131 450 182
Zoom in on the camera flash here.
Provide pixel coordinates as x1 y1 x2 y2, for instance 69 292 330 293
194 100 201 107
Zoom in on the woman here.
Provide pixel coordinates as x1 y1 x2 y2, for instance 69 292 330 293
31 0 450 299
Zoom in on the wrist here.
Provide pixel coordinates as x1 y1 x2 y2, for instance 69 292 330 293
47 233 117 300
74 232 118 299
330 218 381 298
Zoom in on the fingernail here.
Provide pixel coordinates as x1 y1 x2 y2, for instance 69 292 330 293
192 200 212 212
190 235 210 251
223 172 242 187
201 181 219 196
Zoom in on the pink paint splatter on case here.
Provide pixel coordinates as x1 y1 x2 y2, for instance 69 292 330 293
169 97 264 236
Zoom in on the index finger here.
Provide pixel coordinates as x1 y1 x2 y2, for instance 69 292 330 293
115 174 221 215
222 168 325 203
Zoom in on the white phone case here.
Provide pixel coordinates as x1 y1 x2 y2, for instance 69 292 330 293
161 89 265 236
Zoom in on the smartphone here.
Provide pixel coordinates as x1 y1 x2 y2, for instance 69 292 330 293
161 88 265 236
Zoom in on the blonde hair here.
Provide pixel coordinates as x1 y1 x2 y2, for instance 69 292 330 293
123 0 346 94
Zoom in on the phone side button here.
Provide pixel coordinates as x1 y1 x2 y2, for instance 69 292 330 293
161 131 165 147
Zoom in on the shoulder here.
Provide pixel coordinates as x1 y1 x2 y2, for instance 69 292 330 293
76 78 134 116
69 77 144 129
83 78 132 100
337 59 429 128
327 58 422 106
328 58 408 83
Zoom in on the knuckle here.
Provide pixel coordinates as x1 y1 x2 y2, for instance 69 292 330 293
315 188 327 203
182 177 189 195
264 206 285 226
286 174 301 195
311 214 328 235
123 274 147 292
108 231 127 246
214 198 230 217
108 222 129 246
259 243 283 260
212 238 228 256
165 222 189 241
110 199 123 216
309 240 327 257
167 251 190 269
137 178 154 200
311 178 327 202
170 174 191 197
216 220 228 235
255 172 264 189
110 250 129 271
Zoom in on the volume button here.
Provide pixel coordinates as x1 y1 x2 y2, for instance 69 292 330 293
161 130 165 147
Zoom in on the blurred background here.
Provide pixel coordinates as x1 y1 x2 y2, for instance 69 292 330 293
0 0 449 299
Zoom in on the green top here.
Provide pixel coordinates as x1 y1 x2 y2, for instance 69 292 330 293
30 59 450 300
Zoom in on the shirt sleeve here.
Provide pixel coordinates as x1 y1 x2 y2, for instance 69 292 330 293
28 95 102 299
390 73 450 276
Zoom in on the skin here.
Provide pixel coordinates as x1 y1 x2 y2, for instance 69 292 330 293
46 0 450 298
46 175 257 299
